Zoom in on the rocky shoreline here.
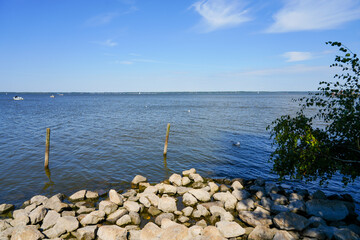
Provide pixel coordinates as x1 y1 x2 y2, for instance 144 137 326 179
0 168 360 240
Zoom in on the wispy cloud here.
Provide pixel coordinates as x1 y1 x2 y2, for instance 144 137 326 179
267 0 360 33
115 60 133 65
85 12 119 27
113 58 164 65
191 0 251 32
282 51 313 62
93 39 118 47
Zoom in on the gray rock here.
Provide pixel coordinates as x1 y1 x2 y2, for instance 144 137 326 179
232 189 250 200
129 211 141 225
333 228 360 240
270 193 288 205
148 206 161 216
24 203 37 213
306 199 349 221
80 210 105 225
61 210 75 217
289 193 303 201
10 226 44 240
265 182 278 195
273 211 309 231
188 189 211 202
169 173 182 186
255 177 265 186
183 192 198 206
237 198 255 211
256 190 266 199
260 197 273 211
196 219 207 228
77 206 96 214
158 196 177 213
178 216 189 223
288 200 306 213
271 203 290 214
238 209 272 227
131 175 147 185
140 222 163 240
107 208 128 223
0 203 14 214
99 200 118 215
308 216 327 228
215 221 245 238
124 201 141 212
29 205 47 224
200 201 223 210
55 216 79 233
347 224 360 236
116 214 132 226
74 225 97 240
155 213 174 226
219 184 229 192
97 225 127 240
248 225 276 240
176 187 191 195
303 228 327 240
312 190 327 199
41 210 60 230
273 230 296 240
69 190 87 201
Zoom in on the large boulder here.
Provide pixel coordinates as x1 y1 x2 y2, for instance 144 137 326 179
160 221 189 240
69 190 87 201
273 212 309 231
41 210 60 230
97 225 127 240
202 226 226 240
99 200 118 215
306 199 349 221
169 173 182 186
29 206 47 224
213 192 237 210
74 225 97 240
140 222 163 240
109 189 124 205
43 195 69 212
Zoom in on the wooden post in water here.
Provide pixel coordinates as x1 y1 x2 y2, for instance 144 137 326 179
44 128 50 168
163 123 170 156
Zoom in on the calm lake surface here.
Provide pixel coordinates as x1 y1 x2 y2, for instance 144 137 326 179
0 92 359 212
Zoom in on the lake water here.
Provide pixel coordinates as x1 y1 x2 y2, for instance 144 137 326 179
0 92 359 212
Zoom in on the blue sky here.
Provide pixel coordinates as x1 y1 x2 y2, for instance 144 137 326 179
1 0 360 92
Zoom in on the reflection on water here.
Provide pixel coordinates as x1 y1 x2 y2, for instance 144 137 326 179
0 92 358 213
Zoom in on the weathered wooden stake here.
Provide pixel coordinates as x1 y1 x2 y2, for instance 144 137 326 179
163 123 170 156
44 128 50 168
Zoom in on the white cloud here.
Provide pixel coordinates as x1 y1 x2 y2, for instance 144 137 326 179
282 52 313 62
86 12 119 26
94 39 118 47
267 0 360 33
117 61 133 65
191 0 251 32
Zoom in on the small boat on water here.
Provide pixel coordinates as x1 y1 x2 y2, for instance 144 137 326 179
13 96 24 100
50 95 55 98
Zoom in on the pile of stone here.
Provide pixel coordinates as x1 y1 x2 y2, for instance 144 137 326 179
0 168 360 240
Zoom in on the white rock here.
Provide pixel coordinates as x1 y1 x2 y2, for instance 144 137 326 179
124 201 141 212
182 207 194 217
43 195 69 213
140 222 163 240
273 230 296 240
143 186 158 194
189 173 204 183
74 225 97 240
158 196 177 213
85 190 99 199
10 226 44 240
139 196 151 208
189 225 203 237
160 222 189 240
30 195 48 205
69 190 87 201
41 210 60 230
238 209 272 227
176 187 191 195
116 214 132 226
216 221 245 238
129 211 141 225
107 208 128 223
11 209 30 227
29 206 47 224
192 205 210 218
208 182 219 193
131 175 147 185
248 225 276 240
231 181 244 190
109 189 124 205
202 226 226 240
182 177 191 186
213 191 237 210
169 173 182 186
97 225 127 240
189 189 211 202
183 193 198 206
232 189 250 200
99 200 118 215
80 210 105 225
156 183 177 195
182 168 196 176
